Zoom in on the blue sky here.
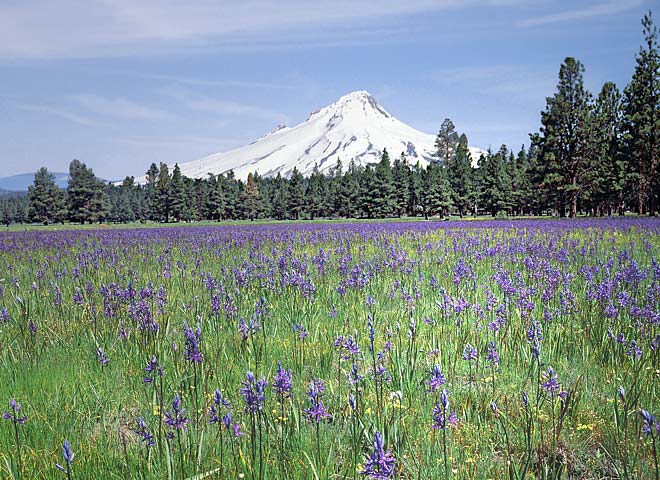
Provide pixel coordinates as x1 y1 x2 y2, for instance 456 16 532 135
0 0 654 180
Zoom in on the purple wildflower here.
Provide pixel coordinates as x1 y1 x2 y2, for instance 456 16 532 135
462 343 478 362
209 389 231 424
3 399 27 425
183 322 203 363
541 366 567 399
641 409 660 437
486 342 500 368
427 365 446 393
133 417 155 447
97 348 109 367
361 431 396 479
305 379 330 422
432 389 459 430
143 355 164 384
164 394 189 430
240 371 267 413
55 439 74 474
272 362 293 399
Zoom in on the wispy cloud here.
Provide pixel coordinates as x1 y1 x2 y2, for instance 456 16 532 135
0 0 521 60
428 64 556 101
15 103 109 128
518 0 643 28
159 87 289 124
71 94 173 121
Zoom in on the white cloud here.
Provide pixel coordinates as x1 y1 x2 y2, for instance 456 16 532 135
0 0 519 60
15 103 110 128
159 87 289 124
519 0 643 28
71 94 173 121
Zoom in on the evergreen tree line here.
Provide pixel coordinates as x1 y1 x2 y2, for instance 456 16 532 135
1 11 657 225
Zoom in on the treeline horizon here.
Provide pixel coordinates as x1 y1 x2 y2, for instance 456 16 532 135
1 11 658 226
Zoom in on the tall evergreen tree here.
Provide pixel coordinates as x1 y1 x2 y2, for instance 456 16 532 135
392 153 411 217
448 134 474 217
27 167 66 224
434 119 460 165
306 165 327 219
67 160 108 223
373 149 397 217
242 172 261 220
288 167 305 220
155 163 171 222
592 82 626 215
532 57 593 217
169 164 186 222
624 11 660 215
424 162 453 217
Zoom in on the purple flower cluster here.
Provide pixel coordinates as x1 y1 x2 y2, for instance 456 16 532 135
432 389 459 430
164 394 189 430
361 431 396 479
304 378 330 422
240 371 267 413
3 398 27 425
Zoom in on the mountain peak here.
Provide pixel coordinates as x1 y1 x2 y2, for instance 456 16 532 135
152 91 486 181
308 90 390 121
337 90 374 102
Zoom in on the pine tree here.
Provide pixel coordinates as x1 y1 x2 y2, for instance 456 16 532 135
288 167 305 220
67 160 108 223
145 163 159 221
435 119 460 165
448 134 474 217
306 165 327 219
242 172 261 220
624 11 660 215
27 167 66 224
592 82 625 215
373 149 397 217
169 164 186 222
392 153 411 217
533 57 593 217
155 163 170 222
203 174 226 221
479 146 513 216
424 162 453 217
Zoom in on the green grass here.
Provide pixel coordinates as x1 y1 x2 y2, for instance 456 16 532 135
0 221 658 479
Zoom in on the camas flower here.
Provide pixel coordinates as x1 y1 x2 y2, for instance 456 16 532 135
183 322 203 363
97 348 110 366
305 379 330 422
462 343 478 362
55 439 75 474
3 399 27 425
361 431 396 479
541 366 567 399
209 389 231 425
640 409 660 437
427 365 446 393
164 394 189 430
272 362 293 399
240 371 267 413
133 417 155 447
143 355 164 384
432 389 459 430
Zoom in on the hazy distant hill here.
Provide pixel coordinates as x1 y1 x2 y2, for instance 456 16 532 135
0 172 70 192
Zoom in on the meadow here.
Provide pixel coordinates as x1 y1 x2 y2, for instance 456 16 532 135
0 218 659 479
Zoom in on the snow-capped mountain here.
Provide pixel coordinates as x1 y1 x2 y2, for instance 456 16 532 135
172 91 485 180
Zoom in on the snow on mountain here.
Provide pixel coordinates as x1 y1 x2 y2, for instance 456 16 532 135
163 91 485 180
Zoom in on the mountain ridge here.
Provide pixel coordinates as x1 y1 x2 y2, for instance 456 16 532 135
161 91 485 181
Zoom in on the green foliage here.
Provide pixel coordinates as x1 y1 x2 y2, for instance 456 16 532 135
27 167 66 225
66 160 109 224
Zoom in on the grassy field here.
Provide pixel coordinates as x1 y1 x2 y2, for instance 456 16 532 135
0 218 659 479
